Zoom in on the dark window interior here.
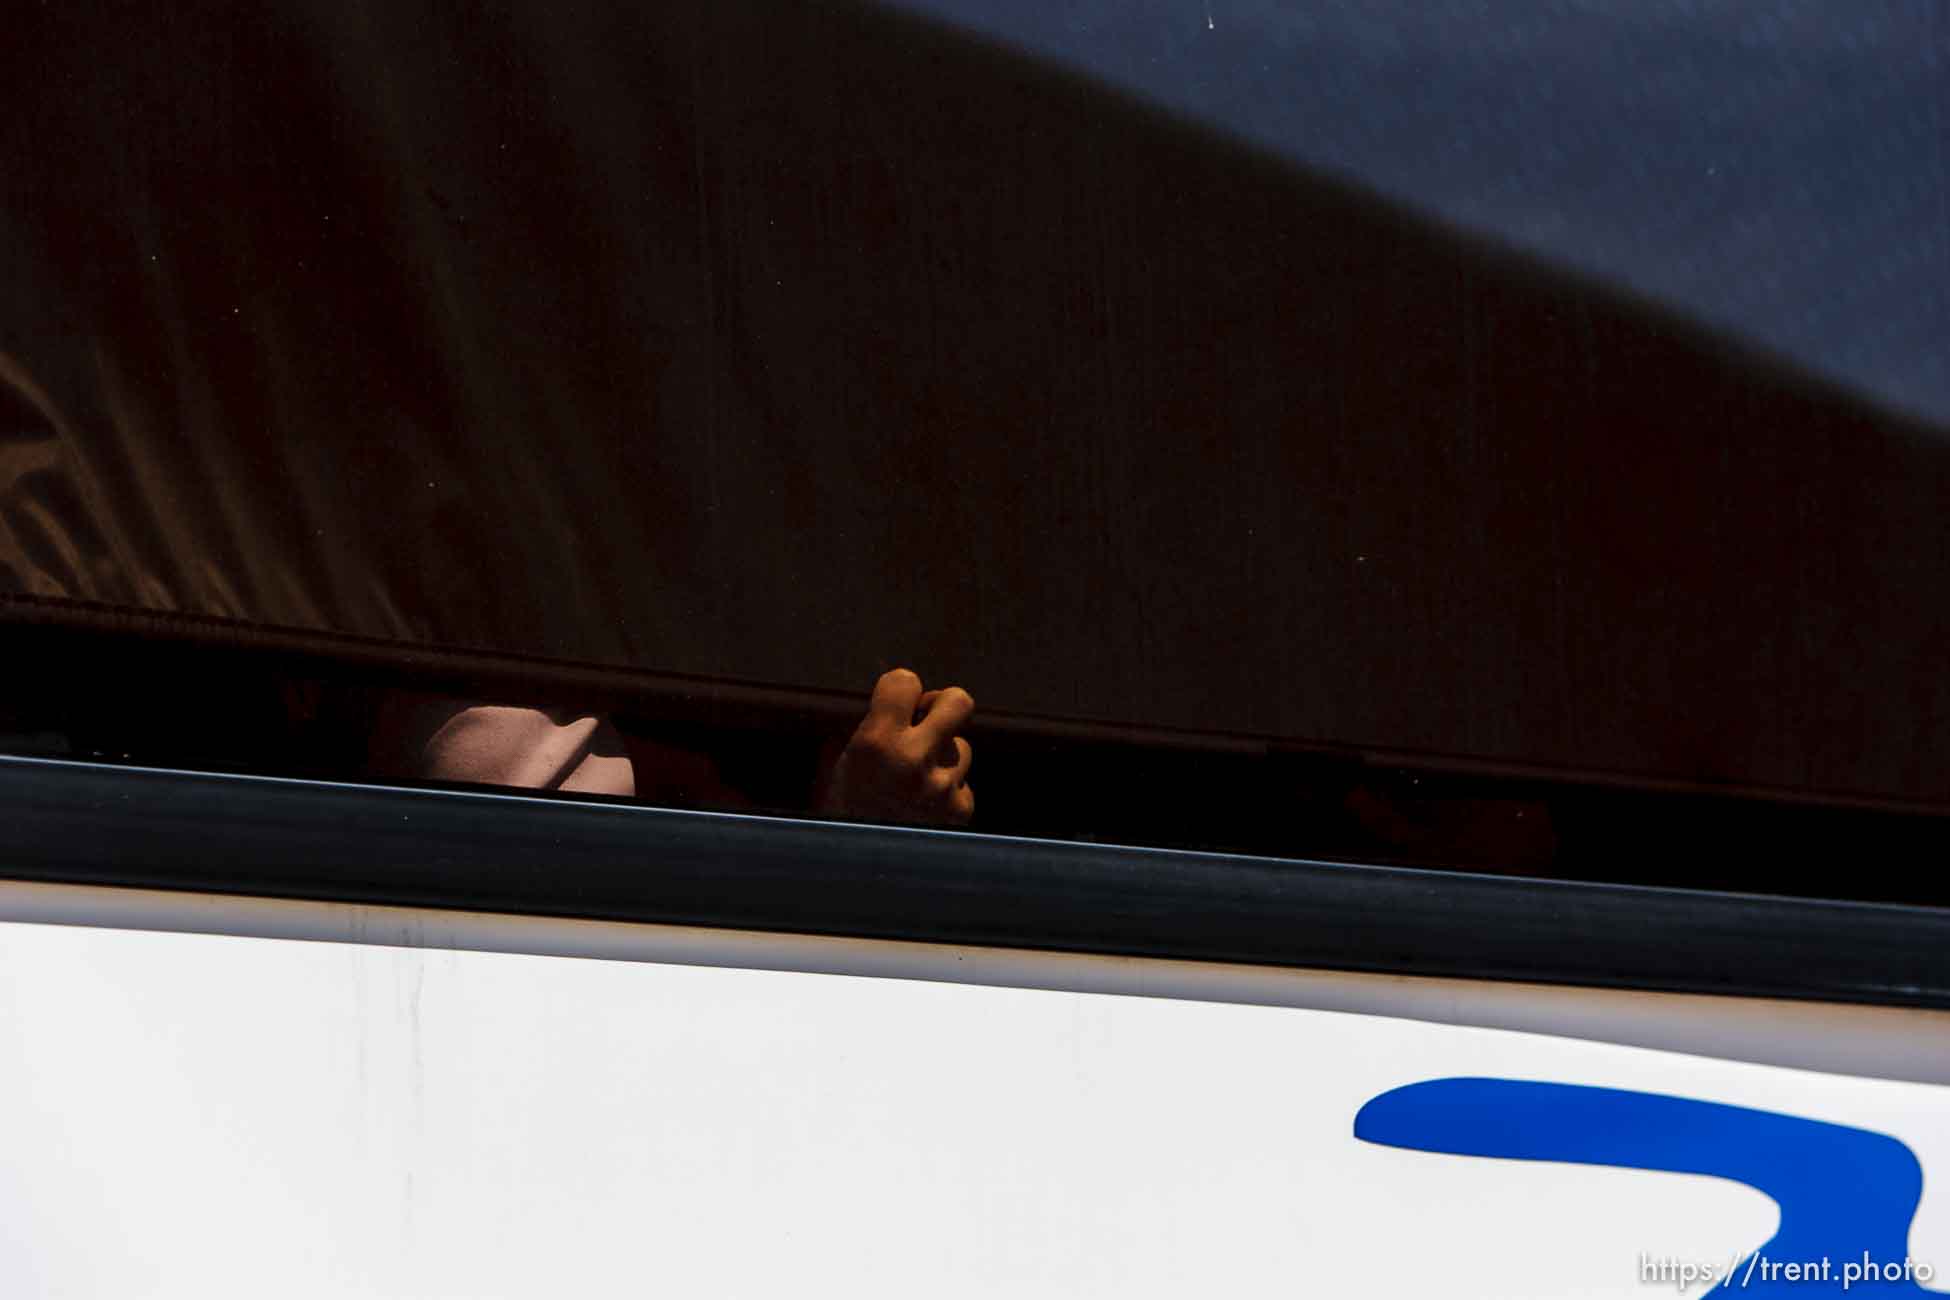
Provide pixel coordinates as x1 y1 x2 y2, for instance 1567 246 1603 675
5 619 1947 907
3 0 1947 904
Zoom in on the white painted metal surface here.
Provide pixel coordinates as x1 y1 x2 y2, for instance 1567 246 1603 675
0 883 1943 1298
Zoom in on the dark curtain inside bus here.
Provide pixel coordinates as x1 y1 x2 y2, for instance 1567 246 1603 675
3 0 1947 894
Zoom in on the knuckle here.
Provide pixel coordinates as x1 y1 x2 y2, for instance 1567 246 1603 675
849 720 890 750
850 733 903 767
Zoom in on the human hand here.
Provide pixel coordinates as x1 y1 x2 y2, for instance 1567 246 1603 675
819 668 975 825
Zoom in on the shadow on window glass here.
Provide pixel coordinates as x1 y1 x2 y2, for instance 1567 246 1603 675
1 0 1947 901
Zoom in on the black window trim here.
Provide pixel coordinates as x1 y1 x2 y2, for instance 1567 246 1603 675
2 754 1946 1010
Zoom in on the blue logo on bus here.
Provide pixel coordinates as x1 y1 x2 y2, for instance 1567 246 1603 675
1356 1078 1937 1294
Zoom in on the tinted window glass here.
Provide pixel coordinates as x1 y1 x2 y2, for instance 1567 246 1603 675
3 1 1947 896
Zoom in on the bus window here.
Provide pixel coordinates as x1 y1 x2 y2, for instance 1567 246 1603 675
2 0 1947 897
